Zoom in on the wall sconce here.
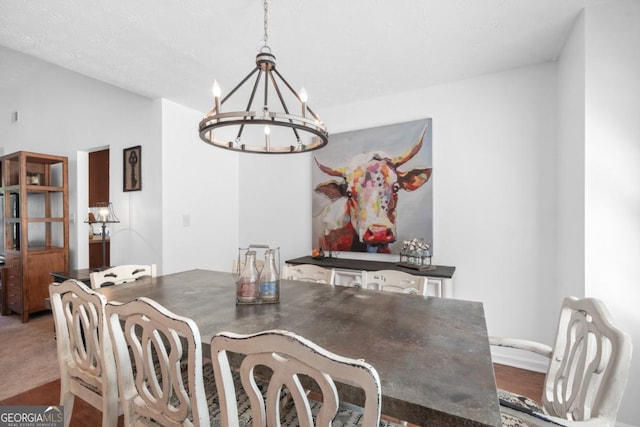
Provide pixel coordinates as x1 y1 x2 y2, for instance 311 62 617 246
85 202 119 269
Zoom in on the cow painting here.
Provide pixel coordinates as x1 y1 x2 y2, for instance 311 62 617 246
314 126 432 254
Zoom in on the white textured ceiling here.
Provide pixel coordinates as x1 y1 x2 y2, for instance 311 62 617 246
0 0 609 113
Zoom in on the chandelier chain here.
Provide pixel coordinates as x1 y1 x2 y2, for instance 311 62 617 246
263 0 269 47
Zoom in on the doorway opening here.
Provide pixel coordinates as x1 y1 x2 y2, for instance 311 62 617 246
88 149 110 269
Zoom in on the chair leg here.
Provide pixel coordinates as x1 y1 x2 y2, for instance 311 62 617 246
59 381 75 427
101 402 118 427
102 394 118 427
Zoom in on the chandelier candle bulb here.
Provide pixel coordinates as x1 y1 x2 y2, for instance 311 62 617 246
264 125 271 150
300 87 308 118
212 80 221 113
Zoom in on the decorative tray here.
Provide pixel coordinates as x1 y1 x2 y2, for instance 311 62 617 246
396 262 437 271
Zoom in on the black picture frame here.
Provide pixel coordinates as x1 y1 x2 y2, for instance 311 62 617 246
123 145 142 192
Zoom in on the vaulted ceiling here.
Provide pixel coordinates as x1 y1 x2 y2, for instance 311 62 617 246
1 0 609 113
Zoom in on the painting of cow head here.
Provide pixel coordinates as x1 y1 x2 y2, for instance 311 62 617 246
312 119 432 254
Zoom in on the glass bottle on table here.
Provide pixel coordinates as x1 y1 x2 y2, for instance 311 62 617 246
259 249 279 302
237 250 258 303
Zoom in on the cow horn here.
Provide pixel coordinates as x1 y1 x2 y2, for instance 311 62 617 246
392 126 427 167
314 157 346 177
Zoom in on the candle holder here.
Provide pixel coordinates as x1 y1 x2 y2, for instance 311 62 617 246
85 202 120 270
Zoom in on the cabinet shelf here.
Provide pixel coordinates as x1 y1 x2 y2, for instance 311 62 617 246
25 217 66 222
1 151 69 322
24 246 67 253
0 185 65 192
26 185 66 193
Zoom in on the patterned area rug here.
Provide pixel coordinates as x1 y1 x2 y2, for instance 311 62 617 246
202 364 400 427
498 389 568 427
158 361 399 426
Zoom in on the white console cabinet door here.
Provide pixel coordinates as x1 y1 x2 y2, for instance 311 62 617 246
426 278 453 298
333 268 365 288
331 268 453 298
426 279 442 297
285 259 455 298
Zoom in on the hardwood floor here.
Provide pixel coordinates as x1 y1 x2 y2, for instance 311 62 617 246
0 312 60 400
0 364 544 426
494 363 545 403
0 379 124 427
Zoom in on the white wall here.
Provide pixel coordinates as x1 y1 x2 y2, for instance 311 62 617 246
0 46 162 271
556 5 640 423
242 62 560 353
75 151 89 268
556 11 587 307
108 99 163 270
238 153 313 266
583 1 640 424
160 99 239 274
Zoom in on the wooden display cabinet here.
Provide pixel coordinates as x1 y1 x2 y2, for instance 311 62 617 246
0 151 69 322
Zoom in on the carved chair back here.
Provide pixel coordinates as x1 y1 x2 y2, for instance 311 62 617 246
90 264 157 289
364 270 427 295
105 297 210 427
49 279 119 427
282 264 335 284
542 297 632 423
210 329 381 427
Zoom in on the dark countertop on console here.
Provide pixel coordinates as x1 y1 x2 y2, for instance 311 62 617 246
286 256 455 279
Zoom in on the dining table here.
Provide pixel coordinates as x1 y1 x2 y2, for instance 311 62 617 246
98 269 501 426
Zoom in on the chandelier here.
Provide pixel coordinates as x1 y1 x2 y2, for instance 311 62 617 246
199 0 329 154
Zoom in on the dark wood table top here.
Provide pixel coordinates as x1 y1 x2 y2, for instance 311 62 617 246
50 268 96 286
99 269 500 426
286 256 456 279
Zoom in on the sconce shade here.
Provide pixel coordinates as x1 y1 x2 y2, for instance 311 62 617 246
85 202 120 224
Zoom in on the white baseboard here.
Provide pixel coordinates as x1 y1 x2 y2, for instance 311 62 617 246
491 349 548 373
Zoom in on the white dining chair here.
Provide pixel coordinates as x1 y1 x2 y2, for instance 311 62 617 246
90 264 156 289
49 279 120 427
282 263 335 284
363 270 427 296
491 296 632 426
106 296 211 427
210 329 382 427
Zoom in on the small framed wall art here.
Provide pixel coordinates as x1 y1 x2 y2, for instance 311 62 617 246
123 145 142 191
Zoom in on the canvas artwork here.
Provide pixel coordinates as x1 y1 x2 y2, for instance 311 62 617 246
312 118 433 254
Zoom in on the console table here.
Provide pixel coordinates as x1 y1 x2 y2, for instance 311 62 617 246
286 256 455 298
